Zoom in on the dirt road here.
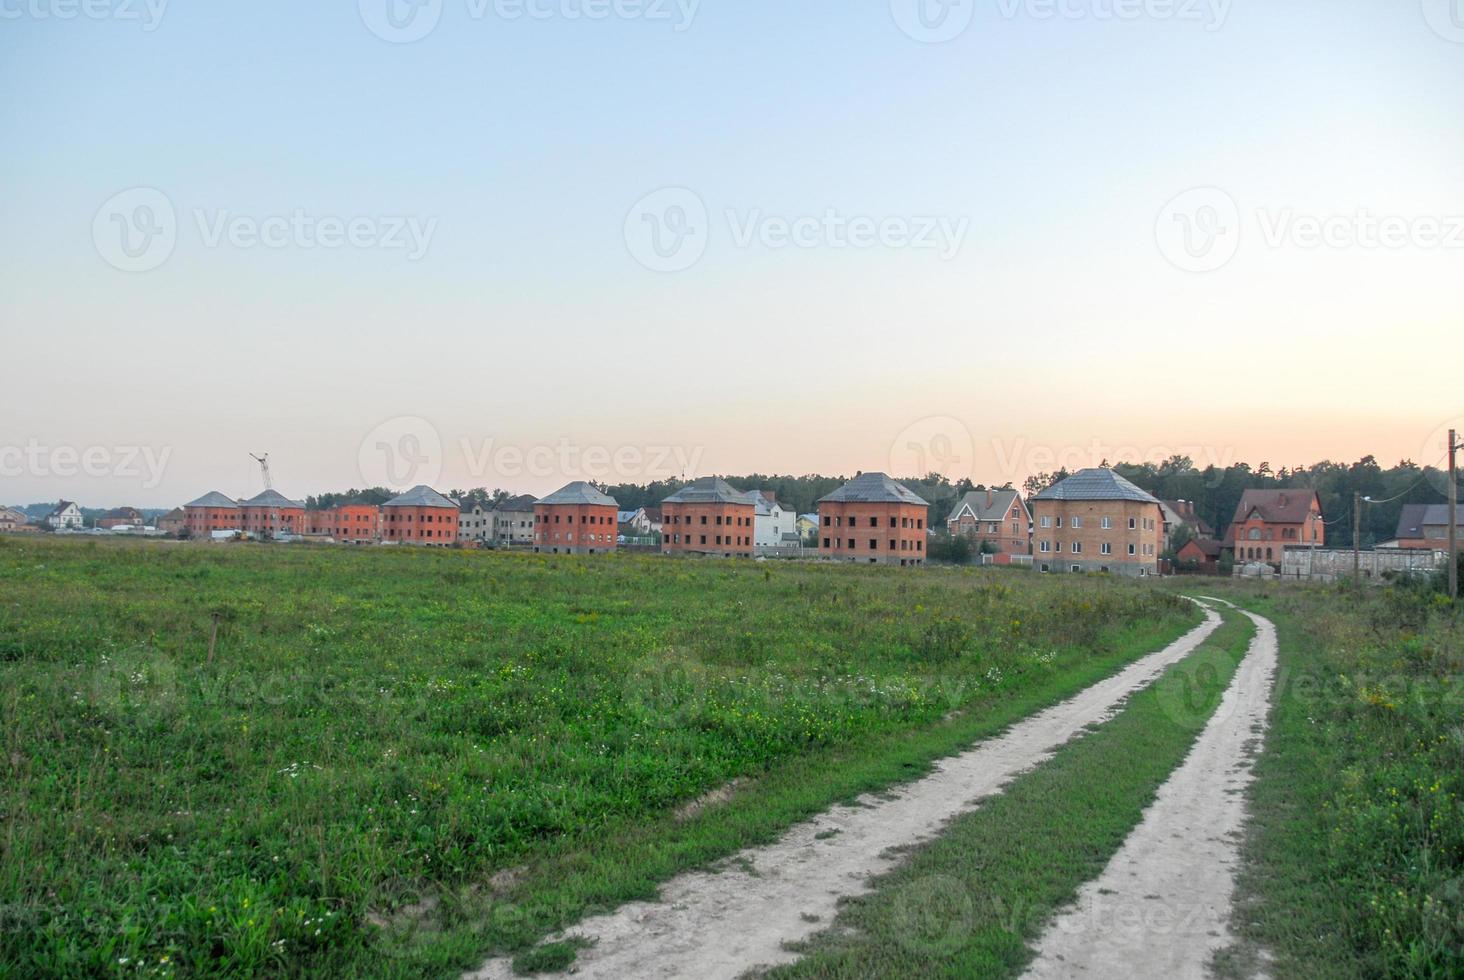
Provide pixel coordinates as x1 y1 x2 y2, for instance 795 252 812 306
466 604 1223 980
1021 604 1277 980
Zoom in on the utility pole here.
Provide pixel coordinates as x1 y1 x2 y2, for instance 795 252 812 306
1450 428 1458 601
1353 491 1362 584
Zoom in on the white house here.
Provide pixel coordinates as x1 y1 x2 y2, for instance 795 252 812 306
458 502 493 544
617 508 654 534
45 500 84 530
749 491 798 549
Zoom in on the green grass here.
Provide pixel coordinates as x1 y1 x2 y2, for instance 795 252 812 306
0 536 1197 978
1202 582 1464 979
764 604 1255 979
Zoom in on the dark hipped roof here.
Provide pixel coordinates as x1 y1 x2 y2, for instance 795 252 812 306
662 477 753 506
819 473 929 506
1032 468 1159 504
493 494 539 513
383 485 457 509
240 489 306 509
1395 503 1450 538
185 491 238 509
537 482 618 507
1230 489 1320 525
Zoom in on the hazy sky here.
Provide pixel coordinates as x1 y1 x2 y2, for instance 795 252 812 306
2 0 1462 506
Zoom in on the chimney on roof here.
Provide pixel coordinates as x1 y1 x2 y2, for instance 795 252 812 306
1279 494 1288 507
985 488 993 508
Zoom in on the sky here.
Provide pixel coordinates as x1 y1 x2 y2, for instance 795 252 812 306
2 0 1462 507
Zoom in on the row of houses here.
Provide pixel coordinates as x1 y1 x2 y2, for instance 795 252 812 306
944 479 1326 574
24 468 1454 577
166 468 1168 573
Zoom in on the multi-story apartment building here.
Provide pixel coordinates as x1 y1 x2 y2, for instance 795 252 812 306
817 472 929 567
381 485 459 546
661 477 755 558
946 488 1031 555
534 483 618 555
1030 468 1165 576
184 492 240 538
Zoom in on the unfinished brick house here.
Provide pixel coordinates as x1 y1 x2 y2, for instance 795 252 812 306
1030 468 1165 577
309 503 381 544
239 489 308 539
818 472 929 567
183 491 240 538
533 482 619 555
660 477 755 558
381 485 459 546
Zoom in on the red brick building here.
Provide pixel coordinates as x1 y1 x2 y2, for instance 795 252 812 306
661 477 755 557
239 489 308 539
310 503 381 543
533 482 619 555
1228 489 1324 566
945 488 1030 554
1031 468 1165 577
818 472 929 567
156 508 186 536
184 492 241 538
99 506 144 529
381 486 459 546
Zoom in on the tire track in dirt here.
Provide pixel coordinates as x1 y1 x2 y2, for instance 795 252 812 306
1021 602 1277 980
466 604 1224 980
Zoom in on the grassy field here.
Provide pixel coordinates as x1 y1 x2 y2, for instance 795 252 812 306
0 536 1196 978
1204 580 1464 979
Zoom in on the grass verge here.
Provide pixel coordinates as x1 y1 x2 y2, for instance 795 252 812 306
1206 582 1464 979
758 604 1255 979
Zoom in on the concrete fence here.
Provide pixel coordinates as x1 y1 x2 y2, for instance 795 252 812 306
1277 548 1448 583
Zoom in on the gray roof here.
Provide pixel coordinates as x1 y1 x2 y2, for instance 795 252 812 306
184 491 238 509
493 494 538 513
662 477 753 506
819 473 929 506
1396 503 1451 538
949 489 1022 523
538 482 618 508
1032 468 1159 504
383 485 457 509
240 489 306 509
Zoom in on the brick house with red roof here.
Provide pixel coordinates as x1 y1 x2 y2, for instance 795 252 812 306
1228 489 1324 566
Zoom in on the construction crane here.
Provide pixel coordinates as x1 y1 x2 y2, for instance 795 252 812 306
250 453 281 539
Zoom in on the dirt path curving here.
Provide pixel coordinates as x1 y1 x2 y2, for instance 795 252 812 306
466 604 1223 980
1021 603 1277 980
